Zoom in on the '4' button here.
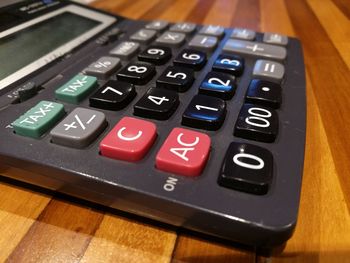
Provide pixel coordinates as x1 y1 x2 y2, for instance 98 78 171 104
182 94 226 130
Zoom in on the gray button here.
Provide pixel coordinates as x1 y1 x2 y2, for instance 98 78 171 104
253 60 285 80
231 28 256 40
223 39 287 60
169 22 196 34
84 57 121 78
263 33 288 46
155 31 186 47
130 29 157 44
50 108 107 148
199 25 225 38
188 35 218 51
145 20 169 31
110 41 140 59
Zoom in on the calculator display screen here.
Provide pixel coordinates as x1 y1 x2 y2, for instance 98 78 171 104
0 5 116 90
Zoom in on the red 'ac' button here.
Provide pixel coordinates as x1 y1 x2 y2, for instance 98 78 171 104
100 117 157 161
156 127 211 176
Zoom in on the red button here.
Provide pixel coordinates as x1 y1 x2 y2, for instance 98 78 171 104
100 117 157 161
156 127 211 176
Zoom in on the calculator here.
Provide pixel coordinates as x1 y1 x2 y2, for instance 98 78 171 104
0 0 306 250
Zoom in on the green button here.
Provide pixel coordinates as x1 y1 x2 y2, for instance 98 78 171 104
55 75 97 104
13 101 65 138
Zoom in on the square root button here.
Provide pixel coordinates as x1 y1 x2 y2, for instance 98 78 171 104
100 117 157 162
156 128 211 177
50 108 107 148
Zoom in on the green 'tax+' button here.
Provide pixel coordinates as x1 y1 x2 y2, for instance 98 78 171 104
55 75 97 104
13 101 65 138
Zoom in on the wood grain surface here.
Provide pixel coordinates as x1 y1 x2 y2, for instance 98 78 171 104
1 0 350 262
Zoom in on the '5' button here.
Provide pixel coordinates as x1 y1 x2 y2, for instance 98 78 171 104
100 117 157 161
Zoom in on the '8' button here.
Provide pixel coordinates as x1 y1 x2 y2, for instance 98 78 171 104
117 62 156 85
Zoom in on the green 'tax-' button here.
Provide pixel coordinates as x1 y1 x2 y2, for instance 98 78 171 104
55 75 97 104
13 101 65 138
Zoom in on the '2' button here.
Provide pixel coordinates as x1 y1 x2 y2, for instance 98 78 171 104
100 117 157 161
156 128 211 177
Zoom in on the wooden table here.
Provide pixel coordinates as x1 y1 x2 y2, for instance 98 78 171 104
1 0 350 262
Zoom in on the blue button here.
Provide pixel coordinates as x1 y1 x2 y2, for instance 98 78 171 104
199 72 236 100
213 54 244 76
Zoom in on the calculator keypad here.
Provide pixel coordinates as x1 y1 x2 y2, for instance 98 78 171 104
10 20 296 196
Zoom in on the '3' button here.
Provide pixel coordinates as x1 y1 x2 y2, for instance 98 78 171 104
100 117 157 161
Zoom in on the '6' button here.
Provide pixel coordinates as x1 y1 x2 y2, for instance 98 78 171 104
100 117 157 161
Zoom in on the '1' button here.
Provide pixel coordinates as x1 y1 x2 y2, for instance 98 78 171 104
100 117 157 161
156 128 211 177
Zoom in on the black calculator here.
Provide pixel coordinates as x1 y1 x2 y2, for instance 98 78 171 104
0 0 306 250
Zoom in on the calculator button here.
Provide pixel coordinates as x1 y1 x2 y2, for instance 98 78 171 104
117 62 156 85
156 128 211 177
230 28 256 40
155 31 186 47
173 49 206 70
17 82 38 102
169 22 196 34
55 75 97 104
134 87 179 120
199 72 236 100
156 66 195 92
145 20 169 31
234 104 278 142
182 94 226 130
218 142 273 195
50 108 107 148
13 101 65 138
84 57 121 79
246 79 281 108
110 41 140 59
199 25 225 38
100 117 157 162
253 60 285 81
138 46 172 65
188 35 218 52
213 54 244 76
263 33 288 46
130 29 157 44
223 39 287 60
89 80 136 111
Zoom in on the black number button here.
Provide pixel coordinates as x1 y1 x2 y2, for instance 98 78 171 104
182 94 226 130
246 79 281 108
138 46 172 65
134 87 179 120
234 104 278 142
173 49 206 70
117 62 156 85
199 72 236 100
89 80 136 110
213 54 244 76
218 142 273 195
156 66 194 92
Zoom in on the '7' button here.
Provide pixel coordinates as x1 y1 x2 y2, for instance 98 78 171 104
156 128 211 177
100 117 157 161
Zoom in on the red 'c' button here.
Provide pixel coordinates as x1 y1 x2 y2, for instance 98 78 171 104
100 117 157 161
156 127 211 176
